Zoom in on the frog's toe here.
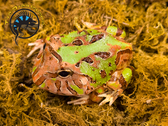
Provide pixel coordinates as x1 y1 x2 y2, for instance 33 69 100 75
67 95 89 105
27 39 45 58
82 20 96 29
98 93 114 106
98 91 118 106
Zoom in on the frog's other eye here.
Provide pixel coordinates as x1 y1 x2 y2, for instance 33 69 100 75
58 69 73 78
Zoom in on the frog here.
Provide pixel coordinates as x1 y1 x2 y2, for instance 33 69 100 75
27 21 133 106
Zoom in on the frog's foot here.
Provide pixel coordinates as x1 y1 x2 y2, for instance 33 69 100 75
98 90 120 106
82 21 96 29
73 17 97 31
27 39 45 58
67 95 89 105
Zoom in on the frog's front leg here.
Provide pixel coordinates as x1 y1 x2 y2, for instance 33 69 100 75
67 87 105 105
67 95 90 105
98 67 133 106
27 39 45 58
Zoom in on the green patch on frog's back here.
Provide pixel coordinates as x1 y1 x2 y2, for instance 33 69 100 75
57 35 129 64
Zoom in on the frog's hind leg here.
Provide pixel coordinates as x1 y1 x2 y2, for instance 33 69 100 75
98 67 133 106
82 21 106 32
74 17 106 32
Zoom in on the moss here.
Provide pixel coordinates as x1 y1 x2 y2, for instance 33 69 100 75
1 0 168 125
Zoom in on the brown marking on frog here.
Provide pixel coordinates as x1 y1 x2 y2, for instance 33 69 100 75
65 80 78 95
63 44 68 46
85 54 100 68
35 75 46 86
32 66 40 78
119 74 127 90
75 62 80 67
55 80 63 95
116 28 123 36
68 36 89 46
108 62 111 67
47 72 58 78
82 57 93 63
90 34 104 43
72 39 83 46
95 52 110 59
55 80 61 89
48 44 62 63
115 49 132 69
55 79 72 95
100 70 107 78
74 51 79 54
88 54 99 68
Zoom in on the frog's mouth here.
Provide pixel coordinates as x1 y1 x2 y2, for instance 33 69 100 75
57 69 74 78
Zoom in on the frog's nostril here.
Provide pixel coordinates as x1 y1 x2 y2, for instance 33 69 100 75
58 70 72 77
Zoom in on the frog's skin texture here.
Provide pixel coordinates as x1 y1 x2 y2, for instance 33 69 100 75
27 22 133 106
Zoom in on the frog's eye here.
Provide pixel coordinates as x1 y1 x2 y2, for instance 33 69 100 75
58 69 73 78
